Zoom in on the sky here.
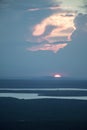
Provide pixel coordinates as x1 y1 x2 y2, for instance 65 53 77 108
0 0 87 79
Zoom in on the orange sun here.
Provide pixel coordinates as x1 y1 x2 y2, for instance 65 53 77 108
54 74 62 78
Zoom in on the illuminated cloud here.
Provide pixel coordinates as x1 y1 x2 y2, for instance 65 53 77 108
27 5 76 53
32 12 76 41
27 8 40 12
27 6 61 12
27 43 67 53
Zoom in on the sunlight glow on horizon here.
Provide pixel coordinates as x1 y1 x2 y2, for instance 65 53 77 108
54 74 62 78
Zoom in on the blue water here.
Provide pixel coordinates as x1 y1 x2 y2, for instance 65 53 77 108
0 92 87 100
0 79 87 100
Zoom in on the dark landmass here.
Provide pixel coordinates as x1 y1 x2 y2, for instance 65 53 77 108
0 97 87 130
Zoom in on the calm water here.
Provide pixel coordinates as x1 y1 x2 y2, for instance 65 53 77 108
0 93 87 100
0 79 87 100
0 88 87 100
0 88 87 91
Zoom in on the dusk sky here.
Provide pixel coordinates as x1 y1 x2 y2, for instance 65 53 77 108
0 0 87 79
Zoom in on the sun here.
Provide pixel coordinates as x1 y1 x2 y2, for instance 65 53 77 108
54 74 62 78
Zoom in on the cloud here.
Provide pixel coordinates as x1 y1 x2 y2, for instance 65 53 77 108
27 8 40 12
0 0 76 54
32 12 75 38
74 13 87 31
27 43 67 53
27 5 61 12
27 7 76 53
80 0 87 13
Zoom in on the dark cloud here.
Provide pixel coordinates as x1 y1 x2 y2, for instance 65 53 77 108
74 13 87 29
71 13 87 42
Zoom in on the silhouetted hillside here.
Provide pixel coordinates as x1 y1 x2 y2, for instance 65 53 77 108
0 97 87 130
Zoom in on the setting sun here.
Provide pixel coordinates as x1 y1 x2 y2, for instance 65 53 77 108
54 74 62 78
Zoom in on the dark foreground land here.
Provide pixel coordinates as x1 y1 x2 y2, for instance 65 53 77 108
0 97 87 130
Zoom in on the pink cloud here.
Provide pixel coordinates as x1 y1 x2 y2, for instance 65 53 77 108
27 8 40 12
27 43 67 53
27 6 61 12
32 12 76 42
26 7 76 53
48 6 61 10
32 12 75 43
